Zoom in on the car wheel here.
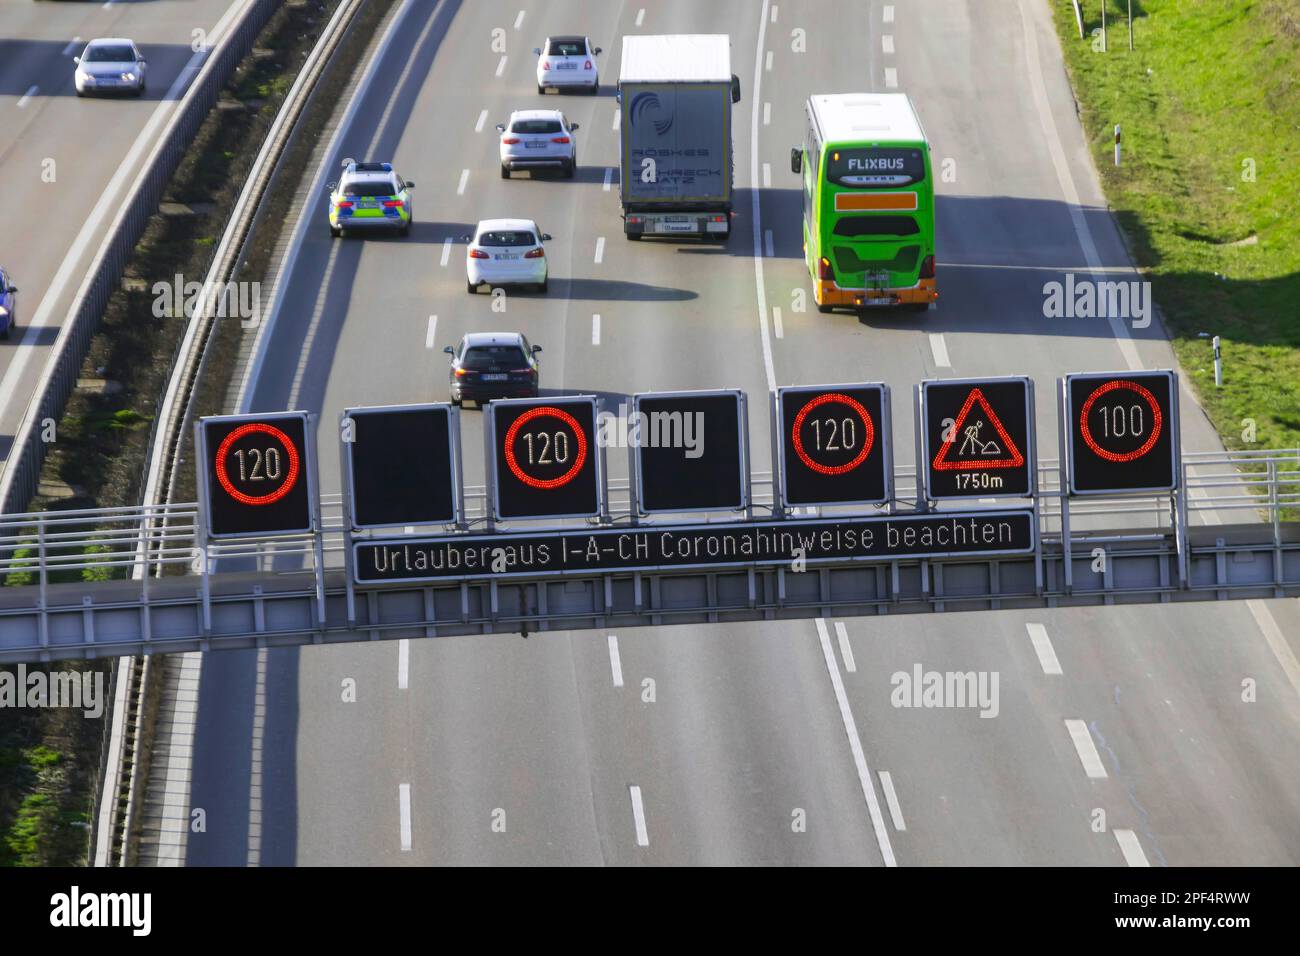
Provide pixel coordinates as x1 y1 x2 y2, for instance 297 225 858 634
501 164 510 179
589 82 599 95
399 221 411 237
564 159 575 179
537 84 546 94
330 224 341 238
466 280 478 294
451 394 461 406
538 277 548 294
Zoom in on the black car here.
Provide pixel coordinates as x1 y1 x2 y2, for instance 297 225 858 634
0 267 17 340
445 332 541 406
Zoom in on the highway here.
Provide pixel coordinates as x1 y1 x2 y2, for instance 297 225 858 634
0 0 260 474
180 0 1300 865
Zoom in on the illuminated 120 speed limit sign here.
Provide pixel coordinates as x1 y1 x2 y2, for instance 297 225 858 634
488 396 603 521
1065 370 1180 495
777 383 891 507
198 412 316 539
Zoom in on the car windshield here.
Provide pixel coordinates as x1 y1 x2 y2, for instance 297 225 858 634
343 180 397 197
85 45 136 62
511 119 563 135
462 345 527 369
476 230 536 247
547 41 585 56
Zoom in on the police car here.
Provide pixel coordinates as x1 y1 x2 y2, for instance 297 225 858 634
327 160 415 237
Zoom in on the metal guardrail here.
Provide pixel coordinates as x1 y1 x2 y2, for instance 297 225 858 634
0 0 281 517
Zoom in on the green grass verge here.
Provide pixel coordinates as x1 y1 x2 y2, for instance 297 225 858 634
1050 0 1300 452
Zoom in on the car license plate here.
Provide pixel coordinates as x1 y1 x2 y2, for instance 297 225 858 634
483 373 507 381
659 220 695 232
525 141 546 148
495 253 519 260
557 62 577 70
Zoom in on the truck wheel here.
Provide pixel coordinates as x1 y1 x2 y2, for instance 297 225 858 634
626 233 642 240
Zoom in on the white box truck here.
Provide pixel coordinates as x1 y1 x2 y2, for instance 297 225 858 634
617 34 741 240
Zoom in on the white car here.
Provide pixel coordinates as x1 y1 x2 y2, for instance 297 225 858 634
498 110 580 178
533 35 601 94
464 219 552 294
74 38 147 97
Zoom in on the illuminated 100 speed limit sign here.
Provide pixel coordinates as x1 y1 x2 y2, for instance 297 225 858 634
1065 370 1180 495
198 412 317 539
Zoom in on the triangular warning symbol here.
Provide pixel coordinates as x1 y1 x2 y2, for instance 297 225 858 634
933 388 1025 471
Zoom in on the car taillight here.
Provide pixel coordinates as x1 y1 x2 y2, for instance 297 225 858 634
818 257 834 280
469 249 489 259
551 136 570 144
584 60 593 69
627 216 643 224
542 60 550 70
710 215 726 222
524 247 545 259
502 137 520 144
336 201 353 208
383 200 404 207
454 368 468 377
510 368 533 374
920 255 935 279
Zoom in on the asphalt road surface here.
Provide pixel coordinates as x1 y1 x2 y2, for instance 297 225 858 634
180 0 1300 866
0 0 261 477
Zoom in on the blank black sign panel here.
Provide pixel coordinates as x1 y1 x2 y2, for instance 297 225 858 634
636 392 745 513
1067 371 1179 495
202 413 313 538
348 406 456 529
492 398 600 520
780 385 889 506
923 378 1033 500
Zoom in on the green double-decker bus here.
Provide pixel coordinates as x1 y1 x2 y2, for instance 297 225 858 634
792 93 936 313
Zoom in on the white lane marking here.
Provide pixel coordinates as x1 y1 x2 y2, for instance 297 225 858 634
399 783 412 851
495 55 508 77
764 228 774 258
1114 829 1149 867
1018 0 1142 371
883 5 895 23
602 166 613 191
1065 719 1108 779
17 86 38 108
63 37 82 57
884 67 898 88
772 306 784 339
1247 600 1300 699
1026 622 1063 675
765 50 773 71
514 9 525 29
425 314 437 349
749 0 777 391
815 617 896 865
398 638 409 688
457 168 469 195
763 102 771 125
833 620 857 673
594 236 605 264
592 313 601 345
771 5 779 22
929 333 951 367
635 8 645 27
762 162 771 188
882 35 895 54
607 633 623 686
629 785 649 846
879 771 906 831
612 109 621 130
440 237 452 266
475 108 488 132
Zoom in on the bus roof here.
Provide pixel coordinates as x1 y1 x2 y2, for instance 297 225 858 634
808 93 926 144
619 34 732 84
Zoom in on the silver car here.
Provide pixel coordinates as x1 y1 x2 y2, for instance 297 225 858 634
497 110 579 178
74 38 147 97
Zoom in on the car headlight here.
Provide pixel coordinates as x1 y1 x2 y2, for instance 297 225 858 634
122 72 136 82
0 306 9 319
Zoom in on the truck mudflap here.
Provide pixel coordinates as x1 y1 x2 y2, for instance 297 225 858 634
625 211 731 238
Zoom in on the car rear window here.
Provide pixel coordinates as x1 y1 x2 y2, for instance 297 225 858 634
476 230 536 247
85 45 136 62
547 40 585 56
511 119 563 135
463 345 527 369
343 180 397 197
833 215 920 238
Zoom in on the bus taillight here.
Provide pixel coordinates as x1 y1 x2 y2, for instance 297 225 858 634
920 255 935 279
818 257 834 280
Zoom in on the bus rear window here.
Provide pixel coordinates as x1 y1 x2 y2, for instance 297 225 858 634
827 147 925 188
833 215 920 237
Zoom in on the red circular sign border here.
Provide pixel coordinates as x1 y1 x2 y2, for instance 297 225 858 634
214 422 301 506
791 392 875 477
1078 379 1163 464
503 405 589 490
